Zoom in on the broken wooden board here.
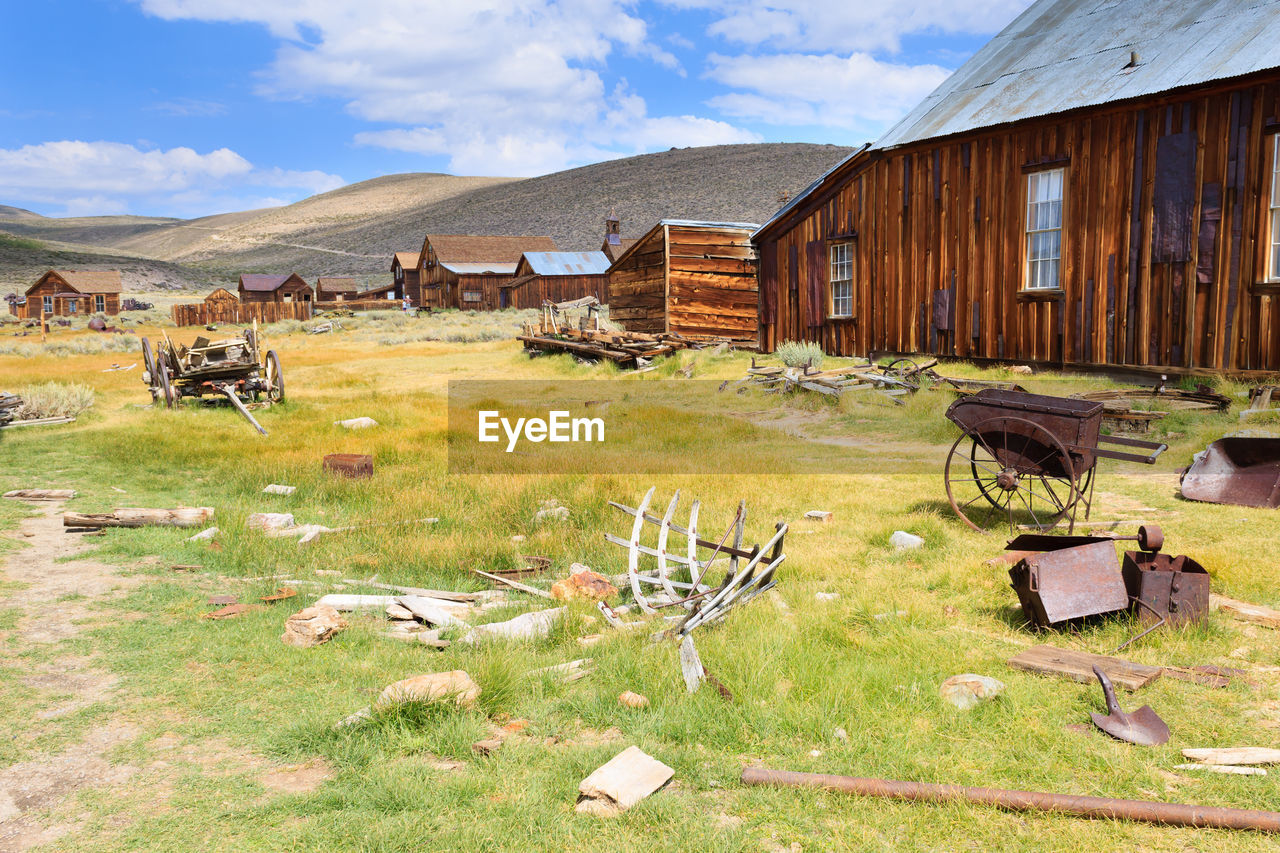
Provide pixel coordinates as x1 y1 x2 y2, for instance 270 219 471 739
395 595 468 627
1211 594 1280 629
4 489 76 501
576 745 674 816
315 594 400 611
679 634 705 694
1182 747 1280 766
63 506 214 529
1007 645 1162 691
460 608 563 644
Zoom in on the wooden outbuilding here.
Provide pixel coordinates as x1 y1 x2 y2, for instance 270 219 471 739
754 0 1280 373
19 270 122 318
316 277 359 302
607 220 759 341
237 273 313 305
500 251 611 309
417 234 557 310
203 288 239 307
390 252 417 302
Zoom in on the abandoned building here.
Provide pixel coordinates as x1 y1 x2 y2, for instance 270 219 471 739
237 273 313 305
15 270 122 318
417 234 557 310
501 251 611 310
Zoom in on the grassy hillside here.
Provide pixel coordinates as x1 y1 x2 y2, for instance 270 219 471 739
0 143 854 286
0 232 224 294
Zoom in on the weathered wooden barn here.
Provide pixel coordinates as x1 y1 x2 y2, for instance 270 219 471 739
500 251 611 309
607 220 759 341
238 273 313 305
315 277 359 302
417 234 557 310
601 212 638 263
19 270 122 318
755 0 1280 373
203 287 239 308
390 252 417 302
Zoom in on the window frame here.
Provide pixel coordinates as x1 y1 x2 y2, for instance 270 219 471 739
1268 135 1280 282
94 294 105 313
828 241 854 319
67 298 78 314
1023 166 1066 292
42 294 53 313
462 290 482 303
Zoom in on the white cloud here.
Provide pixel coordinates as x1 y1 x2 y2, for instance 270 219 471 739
662 0 1033 53
705 52 949 134
0 140 342 217
135 0 756 176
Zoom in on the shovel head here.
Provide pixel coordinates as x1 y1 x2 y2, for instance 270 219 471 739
1089 665 1170 747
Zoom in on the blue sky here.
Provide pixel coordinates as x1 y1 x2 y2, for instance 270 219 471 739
0 0 1032 219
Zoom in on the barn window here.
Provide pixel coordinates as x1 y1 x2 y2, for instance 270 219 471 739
43 295 53 313
829 242 853 317
67 299 78 314
1025 168 1064 290
1270 136 1280 280
462 290 482 303
95 294 105 313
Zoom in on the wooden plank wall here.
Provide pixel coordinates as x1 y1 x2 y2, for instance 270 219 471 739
607 227 667 333
172 301 312 327
666 224 758 340
456 274 514 312
17 279 120 318
505 275 608 310
757 74 1280 372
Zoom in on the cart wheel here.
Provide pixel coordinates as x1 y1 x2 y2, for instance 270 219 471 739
156 358 175 409
944 415 1079 533
141 338 157 399
244 328 256 357
265 350 284 403
885 357 927 390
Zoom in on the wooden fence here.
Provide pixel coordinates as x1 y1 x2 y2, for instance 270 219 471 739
312 299 401 312
172 301 312 327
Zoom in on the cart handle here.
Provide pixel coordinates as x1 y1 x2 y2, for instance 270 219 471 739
1089 433 1168 465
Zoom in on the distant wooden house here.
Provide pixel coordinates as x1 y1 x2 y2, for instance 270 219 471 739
238 273 313 305
601 212 638 263
607 220 758 341
390 252 418 303
316 277 360 302
754 0 1280 372
501 251 611 309
19 270 122 318
418 234 557 310
203 288 239 307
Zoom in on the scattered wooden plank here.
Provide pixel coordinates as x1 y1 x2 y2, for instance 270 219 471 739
1173 763 1266 776
63 507 215 529
1211 594 1280 629
528 658 593 683
679 634 705 694
575 746 674 816
4 489 76 501
460 608 563 644
1007 645 1162 691
315 594 400 611
0 415 76 430
341 579 484 603
475 569 553 599
395 595 468 627
1182 747 1280 766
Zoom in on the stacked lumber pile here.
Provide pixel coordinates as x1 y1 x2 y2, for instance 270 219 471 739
0 392 20 426
721 358 925 404
518 296 706 369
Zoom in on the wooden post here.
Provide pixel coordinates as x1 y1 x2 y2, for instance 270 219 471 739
40 309 47 342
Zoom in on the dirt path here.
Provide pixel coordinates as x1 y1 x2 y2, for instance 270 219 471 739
0 501 142 852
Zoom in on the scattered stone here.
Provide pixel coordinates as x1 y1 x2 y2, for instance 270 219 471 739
889 530 924 550
1008 365 1033 375
619 691 650 709
247 512 295 532
534 506 570 523
335 417 378 429
804 510 833 523
576 746 674 817
815 592 839 601
204 603 263 620
551 569 619 602
187 526 218 541
578 634 603 647
939 673 1005 710
375 671 480 710
502 719 530 734
280 604 348 648
471 738 503 756
809 749 822 758
263 484 296 496
833 727 848 742
207 594 238 606
511 534 526 543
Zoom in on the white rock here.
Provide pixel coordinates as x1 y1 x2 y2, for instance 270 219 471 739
534 506 570 523
511 535 526 543
833 727 848 742
939 674 1005 710
187 526 218 541
815 592 839 601
263 484 296 495
889 530 924 550
247 512 295 531
335 417 378 429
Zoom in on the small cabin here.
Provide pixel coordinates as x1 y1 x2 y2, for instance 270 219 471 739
238 273 313 304
418 234 557 310
203 287 239 307
390 252 418 303
20 270 122 318
316 277 359 302
607 220 759 341
501 251 611 309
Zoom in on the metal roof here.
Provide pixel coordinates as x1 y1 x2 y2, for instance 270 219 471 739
521 251 611 276
876 0 1280 150
440 261 518 275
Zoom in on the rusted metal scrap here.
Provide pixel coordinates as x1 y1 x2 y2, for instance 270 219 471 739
605 487 786 636
1180 436 1280 508
1009 541 1129 628
740 766 1280 832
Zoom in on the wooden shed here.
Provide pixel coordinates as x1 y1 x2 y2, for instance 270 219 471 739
754 0 1280 373
500 251 611 310
607 220 759 341
316 277 359 302
418 234 557 310
203 288 239 307
238 273 313 305
390 252 417 303
20 270 122 318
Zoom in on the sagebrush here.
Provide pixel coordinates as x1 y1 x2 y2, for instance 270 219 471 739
14 381 95 419
775 339 824 369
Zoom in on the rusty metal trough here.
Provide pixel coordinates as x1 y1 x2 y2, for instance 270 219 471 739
1180 436 1280 509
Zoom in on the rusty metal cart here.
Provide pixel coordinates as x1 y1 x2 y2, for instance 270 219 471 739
944 389 1166 532
141 326 283 434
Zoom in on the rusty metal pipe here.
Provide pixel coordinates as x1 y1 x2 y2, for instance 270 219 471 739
740 767 1280 832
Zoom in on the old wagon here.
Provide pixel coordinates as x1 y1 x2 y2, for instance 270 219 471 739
943 390 1165 532
141 327 283 434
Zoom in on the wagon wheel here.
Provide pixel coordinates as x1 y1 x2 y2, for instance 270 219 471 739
265 350 284 403
885 357 931 391
156 357 175 409
944 415 1080 533
141 338 158 401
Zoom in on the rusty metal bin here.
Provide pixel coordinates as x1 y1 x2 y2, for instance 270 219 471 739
1009 540 1129 629
1121 550 1209 627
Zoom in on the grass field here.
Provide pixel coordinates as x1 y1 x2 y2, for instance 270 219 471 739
2 313 1279 852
